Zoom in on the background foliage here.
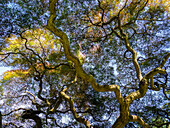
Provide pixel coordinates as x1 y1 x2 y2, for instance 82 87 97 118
0 0 169 127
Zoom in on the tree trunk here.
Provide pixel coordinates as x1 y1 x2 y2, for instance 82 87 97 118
112 116 128 128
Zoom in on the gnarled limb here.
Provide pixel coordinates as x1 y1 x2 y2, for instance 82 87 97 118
129 115 150 128
49 74 77 113
124 35 143 81
121 53 169 127
121 34 149 105
145 53 169 79
145 53 169 92
47 0 124 105
112 116 128 128
146 67 166 79
46 1 170 128
111 80 149 128
22 109 43 128
150 76 161 91
125 78 149 105
2 108 27 116
159 53 170 68
60 91 92 128
46 1 126 127
124 52 169 107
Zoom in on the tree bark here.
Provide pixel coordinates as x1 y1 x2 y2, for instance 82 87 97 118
112 116 128 128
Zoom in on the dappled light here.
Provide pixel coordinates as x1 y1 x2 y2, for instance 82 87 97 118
0 0 169 127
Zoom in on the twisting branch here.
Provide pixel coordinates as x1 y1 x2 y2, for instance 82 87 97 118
22 109 43 128
124 35 143 81
46 1 124 127
97 0 118 26
144 53 170 98
60 89 91 127
129 115 151 128
117 0 128 36
125 78 148 105
162 73 169 100
150 122 170 128
97 0 104 23
60 91 92 128
123 0 149 29
22 92 48 109
124 53 169 110
86 12 101 26
0 53 11 62
46 0 124 105
0 52 23 63
1 49 47 104
150 77 161 91
2 108 27 116
59 75 92 128
20 32 47 73
20 31 44 63
159 53 170 68
24 91 36 103
145 67 166 79
124 50 132 60
48 96 62 113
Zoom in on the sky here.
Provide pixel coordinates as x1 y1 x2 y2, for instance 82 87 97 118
0 67 10 75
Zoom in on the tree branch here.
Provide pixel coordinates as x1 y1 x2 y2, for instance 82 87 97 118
124 35 143 81
2 108 27 116
159 53 170 68
129 115 150 128
46 0 124 105
60 91 92 128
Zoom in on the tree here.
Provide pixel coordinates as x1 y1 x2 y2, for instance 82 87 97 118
0 0 169 127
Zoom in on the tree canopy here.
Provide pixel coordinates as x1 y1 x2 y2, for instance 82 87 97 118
0 0 169 127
